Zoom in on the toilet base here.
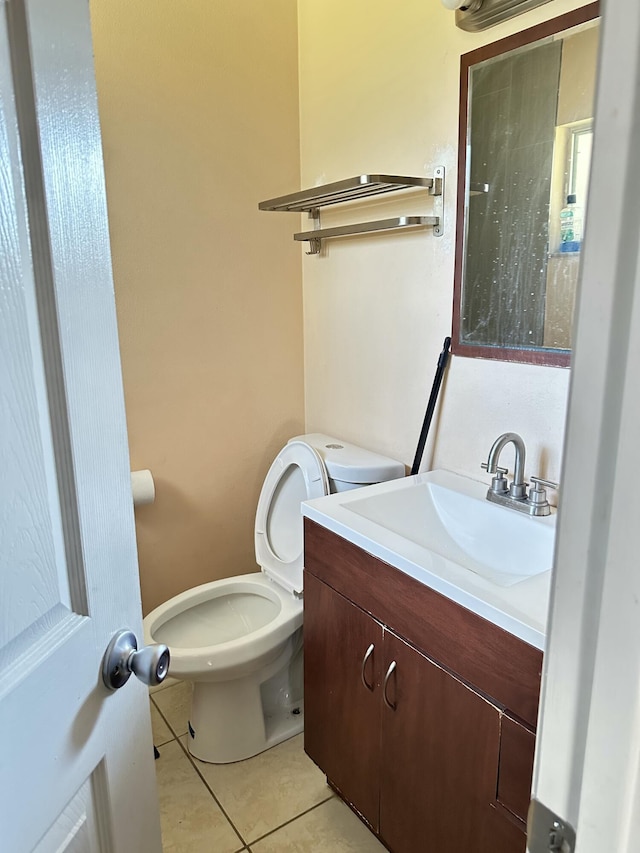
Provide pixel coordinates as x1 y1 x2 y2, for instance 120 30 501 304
186 631 304 764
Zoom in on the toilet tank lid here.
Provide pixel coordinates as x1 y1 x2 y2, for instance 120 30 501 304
289 433 405 484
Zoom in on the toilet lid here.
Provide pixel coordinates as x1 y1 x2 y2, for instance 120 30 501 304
255 441 329 594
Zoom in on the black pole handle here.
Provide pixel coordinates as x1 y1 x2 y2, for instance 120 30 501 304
410 336 451 476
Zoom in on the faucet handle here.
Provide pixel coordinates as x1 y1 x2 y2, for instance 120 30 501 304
481 462 509 494
530 476 559 492
529 476 559 510
481 463 508 475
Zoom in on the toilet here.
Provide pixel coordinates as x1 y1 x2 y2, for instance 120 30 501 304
143 433 404 763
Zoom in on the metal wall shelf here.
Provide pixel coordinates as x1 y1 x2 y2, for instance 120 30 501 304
259 169 444 254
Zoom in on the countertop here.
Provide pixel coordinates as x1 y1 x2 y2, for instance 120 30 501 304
302 472 553 651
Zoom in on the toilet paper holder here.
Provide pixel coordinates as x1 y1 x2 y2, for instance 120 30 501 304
131 469 155 506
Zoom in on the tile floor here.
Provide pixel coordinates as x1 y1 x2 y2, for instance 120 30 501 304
150 679 387 852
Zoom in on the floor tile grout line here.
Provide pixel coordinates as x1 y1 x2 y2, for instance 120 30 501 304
151 689 335 850
150 690 188 741
149 676 179 696
243 792 335 848
175 734 248 850
150 691 249 851
174 735 333 848
149 696 178 749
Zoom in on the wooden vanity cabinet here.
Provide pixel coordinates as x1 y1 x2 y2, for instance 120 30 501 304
303 519 542 853
303 570 383 828
379 630 506 852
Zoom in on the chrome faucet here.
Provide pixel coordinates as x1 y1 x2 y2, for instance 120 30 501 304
483 432 528 499
481 432 558 516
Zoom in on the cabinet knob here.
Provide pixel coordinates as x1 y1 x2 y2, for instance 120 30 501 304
383 661 397 710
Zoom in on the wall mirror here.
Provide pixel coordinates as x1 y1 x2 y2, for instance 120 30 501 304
452 3 600 367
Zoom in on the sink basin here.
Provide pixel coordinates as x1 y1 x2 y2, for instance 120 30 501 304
343 469 556 587
302 468 556 648
302 470 556 650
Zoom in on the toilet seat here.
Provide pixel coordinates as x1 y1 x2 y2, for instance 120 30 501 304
145 574 303 680
254 440 329 595
144 440 329 680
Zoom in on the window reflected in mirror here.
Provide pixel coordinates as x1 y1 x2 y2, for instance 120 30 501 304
452 4 600 367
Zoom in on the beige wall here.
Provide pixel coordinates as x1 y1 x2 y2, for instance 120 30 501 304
90 1 596 614
298 0 594 488
90 0 304 613
557 24 600 125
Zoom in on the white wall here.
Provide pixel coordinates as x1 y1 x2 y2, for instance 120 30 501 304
298 0 592 485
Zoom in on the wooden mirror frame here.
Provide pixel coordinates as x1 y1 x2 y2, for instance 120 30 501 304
451 2 600 368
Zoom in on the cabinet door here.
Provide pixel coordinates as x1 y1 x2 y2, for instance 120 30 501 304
498 715 536 822
304 572 383 829
380 631 514 853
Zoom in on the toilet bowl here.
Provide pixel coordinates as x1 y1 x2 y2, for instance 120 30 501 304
144 433 404 764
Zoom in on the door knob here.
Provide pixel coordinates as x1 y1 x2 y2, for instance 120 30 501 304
102 629 170 691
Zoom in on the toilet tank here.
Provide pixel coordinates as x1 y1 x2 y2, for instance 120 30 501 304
289 433 405 493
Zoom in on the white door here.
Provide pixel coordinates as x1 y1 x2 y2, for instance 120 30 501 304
530 0 640 850
0 1 162 851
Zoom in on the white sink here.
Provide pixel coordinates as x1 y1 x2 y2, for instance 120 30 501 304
302 469 557 649
344 469 555 587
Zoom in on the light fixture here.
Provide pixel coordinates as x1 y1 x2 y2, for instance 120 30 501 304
441 0 554 31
